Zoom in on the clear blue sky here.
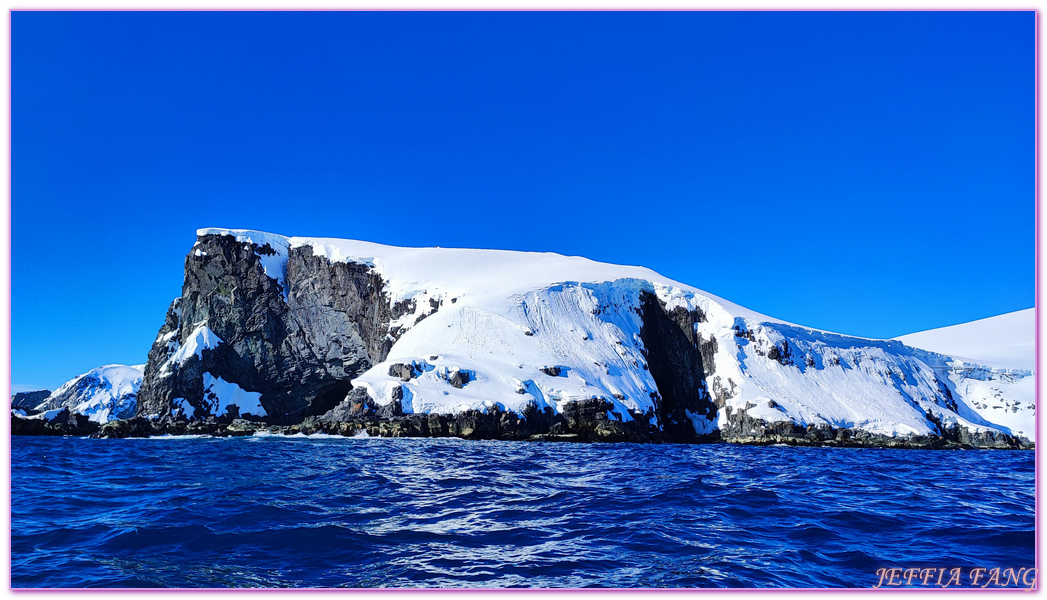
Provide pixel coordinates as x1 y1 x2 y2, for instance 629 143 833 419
12 11 1035 392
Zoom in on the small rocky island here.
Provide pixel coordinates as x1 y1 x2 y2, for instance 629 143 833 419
12 229 1034 450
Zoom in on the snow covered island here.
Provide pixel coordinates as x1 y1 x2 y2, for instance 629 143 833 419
13 229 1034 449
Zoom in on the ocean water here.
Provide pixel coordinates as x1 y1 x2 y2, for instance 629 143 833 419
10 435 1035 588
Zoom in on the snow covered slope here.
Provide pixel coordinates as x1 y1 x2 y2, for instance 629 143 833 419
896 309 1036 443
158 228 1032 447
897 309 1034 371
35 365 144 424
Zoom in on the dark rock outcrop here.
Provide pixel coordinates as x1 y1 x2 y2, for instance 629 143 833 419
11 390 50 410
717 405 1033 450
12 410 100 437
137 234 394 424
388 363 418 381
443 368 472 389
637 291 718 442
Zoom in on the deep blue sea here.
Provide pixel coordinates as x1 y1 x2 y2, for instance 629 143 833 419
10 435 1036 588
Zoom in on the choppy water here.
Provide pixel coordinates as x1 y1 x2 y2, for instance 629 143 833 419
10 436 1035 588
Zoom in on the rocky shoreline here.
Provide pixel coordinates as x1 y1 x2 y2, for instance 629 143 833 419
12 402 1033 450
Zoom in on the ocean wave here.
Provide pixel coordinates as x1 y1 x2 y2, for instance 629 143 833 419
11 437 1035 588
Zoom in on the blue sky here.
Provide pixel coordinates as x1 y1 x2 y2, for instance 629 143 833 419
12 11 1034 391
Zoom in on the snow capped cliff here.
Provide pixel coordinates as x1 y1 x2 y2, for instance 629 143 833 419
161 228 1033 446
193 228 771 323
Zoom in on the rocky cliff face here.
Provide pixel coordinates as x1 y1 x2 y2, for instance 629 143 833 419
637 292 717 440
137 233 400 424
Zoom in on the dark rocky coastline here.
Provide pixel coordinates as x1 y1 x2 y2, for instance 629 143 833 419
11 403 1032 449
